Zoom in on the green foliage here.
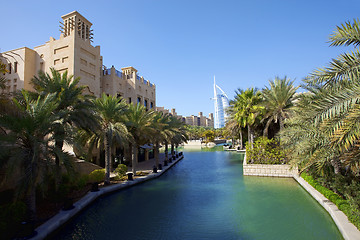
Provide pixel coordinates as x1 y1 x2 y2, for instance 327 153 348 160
301 172 360 230
114 164 127 177
246 137 287 164
0 201 27 240
88 169 105 183
203 130 215 142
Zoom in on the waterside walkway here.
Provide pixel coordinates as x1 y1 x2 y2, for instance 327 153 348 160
31 153 184 240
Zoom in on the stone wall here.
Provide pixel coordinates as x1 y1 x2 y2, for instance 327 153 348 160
73 160 102 175
243 155 298 177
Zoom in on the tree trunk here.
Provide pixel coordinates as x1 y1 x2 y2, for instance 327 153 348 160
331 158 341 175
104 133 111 185
165 141 169 161
25 155 37 223
248 125 254 149
171 143 175 157
239 130 243 149
155 142 160 167
132 143 138 175
263 119 272 138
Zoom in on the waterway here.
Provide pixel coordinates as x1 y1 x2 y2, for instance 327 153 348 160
52 147 343 240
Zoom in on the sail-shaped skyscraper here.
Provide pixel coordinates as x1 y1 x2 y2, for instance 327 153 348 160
213 77 229 128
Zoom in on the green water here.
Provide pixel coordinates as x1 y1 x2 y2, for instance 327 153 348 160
52 147 343 240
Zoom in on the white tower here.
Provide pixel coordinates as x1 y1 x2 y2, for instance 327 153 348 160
213 76 229 128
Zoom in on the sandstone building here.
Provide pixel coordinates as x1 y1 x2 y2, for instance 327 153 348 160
0 11 156 109
156 106 214 128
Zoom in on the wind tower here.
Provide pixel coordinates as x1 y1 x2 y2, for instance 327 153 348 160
212 76 229 128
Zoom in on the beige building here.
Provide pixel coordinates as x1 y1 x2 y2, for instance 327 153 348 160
184 112 214 128
0 11 155 109
157 107 214 128
156 106 179 117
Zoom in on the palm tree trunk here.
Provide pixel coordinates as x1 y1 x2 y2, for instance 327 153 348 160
263 119 272 138
165 141 169 161
331 158 341 175
25 155 37 223
247 125 253 149
171 143 175 157
155 142 160 167
104 134 111 185
239 130 243 149
132 143 138 175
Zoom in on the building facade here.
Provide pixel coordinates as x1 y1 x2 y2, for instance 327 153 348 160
156 106 214 128
0 11 155 109
213 78 229 128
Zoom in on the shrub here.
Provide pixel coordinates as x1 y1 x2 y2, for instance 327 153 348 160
114 164 127 177
301 172 360 230
246 137 288 164
88 169 105 183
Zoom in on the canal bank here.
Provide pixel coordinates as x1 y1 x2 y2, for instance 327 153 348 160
51 149 343 240
31 154 184 240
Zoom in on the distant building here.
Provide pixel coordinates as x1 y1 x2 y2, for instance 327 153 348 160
156 107 214 128
213 77 229 128
0 11 156 109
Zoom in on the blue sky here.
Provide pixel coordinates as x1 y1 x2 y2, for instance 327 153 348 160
1 0 360 116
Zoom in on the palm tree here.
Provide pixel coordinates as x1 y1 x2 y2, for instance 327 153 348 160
151 112 172 168
89 94 129 184
261 76 298 138
125 104 155 175
31 68 98 166
281 19 360 175
232 88 264 149
168 115 188 157
0 91 71 222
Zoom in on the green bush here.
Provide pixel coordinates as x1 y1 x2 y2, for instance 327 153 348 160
114 164 127 177
88 169 105 183
246 137 288 164
301 172 360 230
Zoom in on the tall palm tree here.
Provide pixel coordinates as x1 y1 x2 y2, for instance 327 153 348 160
89 94 129 184
31 68 98 166
232 88 264 149
0 91 71 221
168 115 188 157
281 19 360 175
151 112 172 168
261 76 298 138
125 104 155 175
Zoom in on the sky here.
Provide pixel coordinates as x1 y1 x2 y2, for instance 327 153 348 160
1 0 360 117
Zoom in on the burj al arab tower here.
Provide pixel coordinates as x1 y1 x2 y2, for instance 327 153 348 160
213 77 230 129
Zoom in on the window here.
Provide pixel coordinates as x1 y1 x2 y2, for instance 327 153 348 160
137 97 141 104
14 62 17 73
150 102 153 109
8 63 11 74
13 85 17 91
128 97 132 104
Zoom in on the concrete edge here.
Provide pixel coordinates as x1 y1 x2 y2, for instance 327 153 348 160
293 175 360 240
31 155 184 240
